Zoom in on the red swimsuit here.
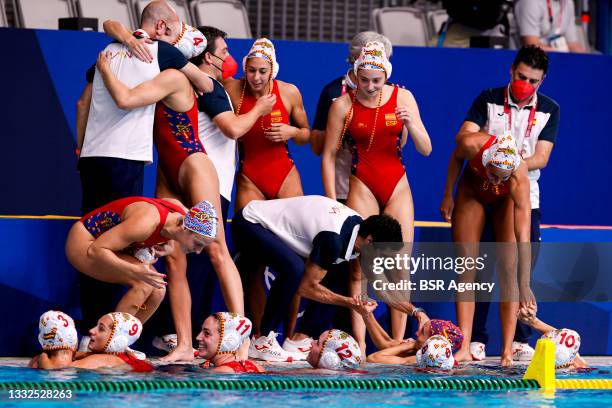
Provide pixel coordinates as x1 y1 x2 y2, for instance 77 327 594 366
348 86 405 207
220 360 262 373
237 80 295 199
154 98 205 192
80 197 186 247
116 352 154 372
467 135 510 204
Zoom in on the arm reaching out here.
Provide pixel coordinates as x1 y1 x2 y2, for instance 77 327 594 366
96 51 183 110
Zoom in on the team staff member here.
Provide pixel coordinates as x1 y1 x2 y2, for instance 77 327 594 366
515 0 585 53
231 195 405 361
440 45 559 362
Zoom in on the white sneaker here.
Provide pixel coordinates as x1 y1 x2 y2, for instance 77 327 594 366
470 342 486 361
78 336 90 352
153 334 199 357
512 342 535 361
248 332 294 362
282 337 313 361
152 334 178 353
127 347 146 360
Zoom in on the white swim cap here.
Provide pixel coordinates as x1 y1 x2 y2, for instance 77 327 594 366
214 312 252 355
38 311 78 352
172 22 207 59
354 41 392 80
541 328 581 368
482 134 521 171
103 312 143 353
243 38 279 79
317 329 362 370
416 335 455 370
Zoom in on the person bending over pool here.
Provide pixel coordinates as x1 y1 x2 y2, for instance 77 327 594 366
518 305 587 369
352 298 462 365
306 329 362 371
65 197 217 324
443 132 533 366
231 195 411 361
196 312 265 373
29 311 79 369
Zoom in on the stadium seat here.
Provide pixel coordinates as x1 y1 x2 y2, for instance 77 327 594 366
427 9 449 39
14 0 75 29
0 0 7 27
133 0 192 26
372 7 430 47
75 0 135 31
190 0 252 38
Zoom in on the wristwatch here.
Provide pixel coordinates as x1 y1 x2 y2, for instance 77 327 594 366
411 307 425 318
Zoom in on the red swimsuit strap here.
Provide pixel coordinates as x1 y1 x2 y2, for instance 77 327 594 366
138 198 186 247
115 352 154 372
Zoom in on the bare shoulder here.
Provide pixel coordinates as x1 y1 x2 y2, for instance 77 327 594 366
396 86 416 104
277 80 302 102
123 201 161 229
71 354 123 369
330 92 352 111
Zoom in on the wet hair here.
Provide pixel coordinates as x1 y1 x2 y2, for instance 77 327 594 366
512 45 549 75
359 214 403 243
348 31 393 63
190 26 228 66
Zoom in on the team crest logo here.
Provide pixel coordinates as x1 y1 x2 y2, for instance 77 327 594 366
270 109 283 123
43 328 58 340
84 211 121 237
364 49 382 57
385 113 398 126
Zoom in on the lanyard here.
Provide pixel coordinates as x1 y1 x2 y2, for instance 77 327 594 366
546 0 564 32
504 88 538 140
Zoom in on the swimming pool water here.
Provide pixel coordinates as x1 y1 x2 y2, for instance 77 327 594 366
1 361 611 407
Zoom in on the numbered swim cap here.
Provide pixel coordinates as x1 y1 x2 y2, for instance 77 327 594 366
103 312 143 353
214 312 252 355
318 329 362 370
38 311 78 352
416 335 455 370
541 328 581 368
173 22 207 59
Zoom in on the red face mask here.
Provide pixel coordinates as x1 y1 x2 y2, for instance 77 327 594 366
212 54 238 79
510 80 536 102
